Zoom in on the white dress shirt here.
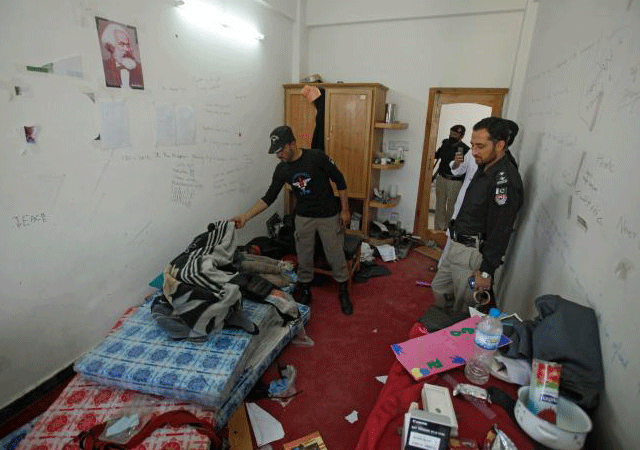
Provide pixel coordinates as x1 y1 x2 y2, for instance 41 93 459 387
449 150 478 220
437 151 478 268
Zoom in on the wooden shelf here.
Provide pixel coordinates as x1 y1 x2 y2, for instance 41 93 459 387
369 195 401 208
367 236 394 246
374 122 408 130
371 162 404 170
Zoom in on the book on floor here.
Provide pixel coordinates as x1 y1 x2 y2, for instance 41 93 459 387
282 431 327 450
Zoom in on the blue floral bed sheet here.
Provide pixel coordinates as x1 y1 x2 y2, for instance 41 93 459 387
74 294 309 415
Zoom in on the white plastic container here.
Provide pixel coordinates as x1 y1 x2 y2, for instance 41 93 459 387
515 386 592 450
465 308 502 385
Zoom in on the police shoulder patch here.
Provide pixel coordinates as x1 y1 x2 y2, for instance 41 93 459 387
496 170 508 186
495 186 508 205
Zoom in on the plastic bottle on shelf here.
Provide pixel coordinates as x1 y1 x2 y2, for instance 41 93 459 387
464 308 503 385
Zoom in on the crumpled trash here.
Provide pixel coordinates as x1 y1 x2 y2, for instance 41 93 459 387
291 328 315 347
268 364 299 407
484 425 518 450
345 410 359 423
360 242 375 262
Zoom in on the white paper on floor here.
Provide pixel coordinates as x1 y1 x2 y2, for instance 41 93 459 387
246 402 284 446
345 410 359 423
375 244 397 262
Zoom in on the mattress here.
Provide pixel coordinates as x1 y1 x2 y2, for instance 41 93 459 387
74 292 309 413
16 374 217 450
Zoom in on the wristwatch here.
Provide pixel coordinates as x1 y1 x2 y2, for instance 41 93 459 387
480 271 491 279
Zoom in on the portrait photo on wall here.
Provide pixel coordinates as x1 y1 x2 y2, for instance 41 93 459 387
95 17 144 89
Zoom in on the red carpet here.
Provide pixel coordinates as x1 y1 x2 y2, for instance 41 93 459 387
254 251 437 449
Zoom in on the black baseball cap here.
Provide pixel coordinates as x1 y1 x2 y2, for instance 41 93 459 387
268 125 295 154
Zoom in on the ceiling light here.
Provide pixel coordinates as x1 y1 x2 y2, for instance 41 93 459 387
175 0 264 43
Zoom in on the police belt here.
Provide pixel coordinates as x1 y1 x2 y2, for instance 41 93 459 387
439 173 464 181
450 229 482 248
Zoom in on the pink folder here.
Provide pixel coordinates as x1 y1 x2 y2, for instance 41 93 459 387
391 316 510 380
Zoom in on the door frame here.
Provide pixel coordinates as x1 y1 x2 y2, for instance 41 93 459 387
413 87 509 239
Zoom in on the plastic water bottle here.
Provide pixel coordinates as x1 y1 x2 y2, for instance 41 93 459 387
465 308 503 385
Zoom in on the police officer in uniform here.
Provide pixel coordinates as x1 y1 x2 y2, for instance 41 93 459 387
431 117 523 313
433 124 470 230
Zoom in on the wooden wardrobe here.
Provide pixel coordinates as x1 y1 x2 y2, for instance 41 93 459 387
283 83 407 237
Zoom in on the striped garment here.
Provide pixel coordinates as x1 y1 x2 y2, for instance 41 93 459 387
152 221 255 341
152 221 300 341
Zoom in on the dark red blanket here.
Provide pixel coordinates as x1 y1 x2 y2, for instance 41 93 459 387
355 323 536 450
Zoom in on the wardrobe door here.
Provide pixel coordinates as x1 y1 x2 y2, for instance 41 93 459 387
284 87 317 149
325 88 373 199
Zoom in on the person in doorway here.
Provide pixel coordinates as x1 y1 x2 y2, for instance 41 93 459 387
230 125 354 315
431 117 523 313
99 20 144 89
433 125 470 230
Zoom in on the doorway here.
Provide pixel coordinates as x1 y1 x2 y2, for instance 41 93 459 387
413 88 509 248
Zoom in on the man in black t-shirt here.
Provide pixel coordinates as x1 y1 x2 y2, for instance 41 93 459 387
434 124 470 230
231 125 353 315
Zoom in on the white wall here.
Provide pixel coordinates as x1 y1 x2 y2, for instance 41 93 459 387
0 0 294 409
503 0 640 447
305 0 525 230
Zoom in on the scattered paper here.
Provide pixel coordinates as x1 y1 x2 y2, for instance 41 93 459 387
13 85 33 97
345 410 359 424
155 103 176 147
246 402 284 446
469 306 522 322
52 55 83 78
176 105 196 145
375 375 388 384
493 355 532 386
468 306 482 317
99 100 131 149
376 244 396 262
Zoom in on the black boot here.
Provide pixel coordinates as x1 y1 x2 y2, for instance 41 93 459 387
338 281 352 315
298 282 312 305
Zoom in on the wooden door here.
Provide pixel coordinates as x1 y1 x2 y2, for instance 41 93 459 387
326 88 373 199
414 87 509 239
284 87 317 148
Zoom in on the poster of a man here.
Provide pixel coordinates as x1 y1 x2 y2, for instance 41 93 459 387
96 17 144 89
